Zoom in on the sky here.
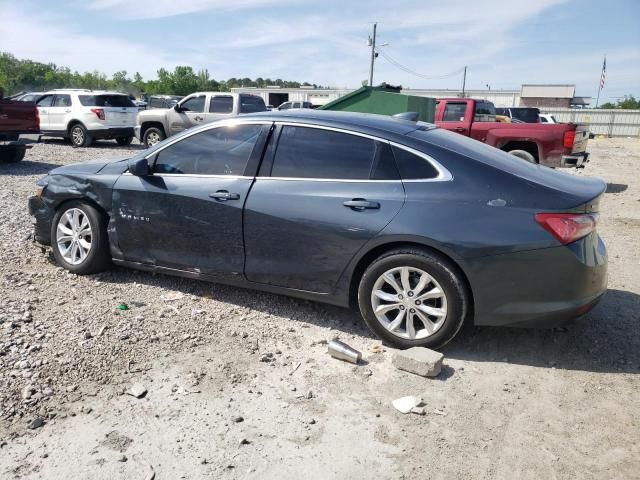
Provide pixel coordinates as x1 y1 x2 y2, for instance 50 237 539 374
1 0 639 103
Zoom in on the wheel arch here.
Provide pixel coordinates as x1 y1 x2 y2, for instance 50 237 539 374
140 121 166 139
67 119 88 134
499 140 540 162
345 239 475 315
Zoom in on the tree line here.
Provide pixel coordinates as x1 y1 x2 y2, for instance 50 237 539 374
0 52 325 97
599 95 640 110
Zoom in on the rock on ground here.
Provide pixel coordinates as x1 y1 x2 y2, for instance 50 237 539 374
392 347 444 377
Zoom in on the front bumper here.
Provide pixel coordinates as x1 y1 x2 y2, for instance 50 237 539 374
561 152 590 168
469 232 608 327
88 127 135 140
28 195 53 245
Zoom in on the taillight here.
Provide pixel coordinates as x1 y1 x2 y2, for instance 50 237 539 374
563 130 576 149
34 107 40 130
535 213 598 245
90 108 105 120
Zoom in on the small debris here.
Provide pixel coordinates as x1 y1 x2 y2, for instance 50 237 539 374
117 454 128 462
392 396 425 414
126 384 147 399
28 417 45 429
369 344 383 354
239 438 251 445
116 303 129 311
327 339 361 364
232 416 244 423
161 292 184 302
392 347 444 377
289 361 302 375
433 409 447 416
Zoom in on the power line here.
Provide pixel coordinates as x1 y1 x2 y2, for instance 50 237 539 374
376 49 465 81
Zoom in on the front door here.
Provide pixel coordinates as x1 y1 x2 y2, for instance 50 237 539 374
112 122 269 278
35 94 55 131
244 125 406 294
167 94 207 136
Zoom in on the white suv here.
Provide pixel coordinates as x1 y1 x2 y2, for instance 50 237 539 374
36 89 138 147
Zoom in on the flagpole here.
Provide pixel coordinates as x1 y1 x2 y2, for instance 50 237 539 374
595 55 606 108
595 85 601 108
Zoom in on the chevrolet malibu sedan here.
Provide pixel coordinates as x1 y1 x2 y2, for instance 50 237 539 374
28 111 608 349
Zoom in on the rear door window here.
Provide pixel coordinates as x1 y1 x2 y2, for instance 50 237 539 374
270 126 389 180
52 95 72 107
442 102 467 121
210 95 234 114
37 95 54 107
153 124 263 175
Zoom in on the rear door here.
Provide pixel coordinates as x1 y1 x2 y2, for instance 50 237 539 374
243 124 406 293
98 95 137 128
436 101 471 136
167 94 206 135
35 94 54 131
48 94 72 131
204 95 235 122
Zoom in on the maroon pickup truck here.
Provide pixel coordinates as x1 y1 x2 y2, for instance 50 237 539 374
435 98 590 168
0 94 40 163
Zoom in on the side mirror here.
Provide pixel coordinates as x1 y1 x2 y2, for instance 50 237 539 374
128 157 150 176
174 104 184 112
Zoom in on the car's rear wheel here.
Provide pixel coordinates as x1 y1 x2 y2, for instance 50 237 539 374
143 127 165 148
51 201 111 274
69 124 93 148
358 248 468 349
116 136 134 146
508 149 536 163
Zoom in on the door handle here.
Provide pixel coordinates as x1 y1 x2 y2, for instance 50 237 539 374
209 190 240 201
454 127 465 132
194 116 203 121
343 199 380 210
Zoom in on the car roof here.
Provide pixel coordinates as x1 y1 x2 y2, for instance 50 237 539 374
43 89 130 96
243 110 436 137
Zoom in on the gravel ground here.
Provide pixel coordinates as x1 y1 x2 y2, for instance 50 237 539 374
0 137 639 479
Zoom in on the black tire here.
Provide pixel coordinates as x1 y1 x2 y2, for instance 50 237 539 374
116 136 134 146
508 149 536 163
143 127 165 148
51 201 111 274
357 248 469 349
0 146 26 163
69 124 93 148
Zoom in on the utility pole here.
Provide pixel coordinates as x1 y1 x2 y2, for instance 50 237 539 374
461 65 467 97
368 23 377 87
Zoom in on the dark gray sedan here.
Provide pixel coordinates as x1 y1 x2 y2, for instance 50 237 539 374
28 111 607 348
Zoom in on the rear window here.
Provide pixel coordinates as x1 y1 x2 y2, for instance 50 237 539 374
510 108 540 123
240 95 266 113
79 95 135 107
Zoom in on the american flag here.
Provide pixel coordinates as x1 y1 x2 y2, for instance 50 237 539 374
599 57 606 89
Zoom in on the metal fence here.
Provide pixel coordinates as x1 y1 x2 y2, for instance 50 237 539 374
540 108 640 137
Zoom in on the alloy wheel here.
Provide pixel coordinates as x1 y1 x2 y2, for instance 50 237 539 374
71 127 85 146
56 208 93 265
146 131 160 146
370 266 448 340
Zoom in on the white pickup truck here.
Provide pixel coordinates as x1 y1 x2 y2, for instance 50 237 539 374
135 92 266 147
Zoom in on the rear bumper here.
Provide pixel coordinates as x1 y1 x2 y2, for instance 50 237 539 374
88 127 134 140
561 152 589 168
28 195 53 245
469 232 608 327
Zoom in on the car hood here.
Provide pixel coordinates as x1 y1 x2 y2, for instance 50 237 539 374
49 157 129 176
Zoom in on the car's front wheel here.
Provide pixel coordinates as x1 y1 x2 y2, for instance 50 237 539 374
69 124 93 148
143 127 165 148
51 201 111 274
116 136 134 146
358 248 469 349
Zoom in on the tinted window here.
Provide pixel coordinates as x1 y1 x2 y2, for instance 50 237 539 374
149 98 166 108
442 103 467 121
180 95 205 113
510 108 540 123
271 126 377 180
495 108 507 116
474 101 496 121
540 116 548 123
52 95 71 107
371 142 400 180
78 95 135 107
279 102 291 110
240 95 266 113
37 95 54 107
210 96 233 114
392 146 439 179
153 124 262 175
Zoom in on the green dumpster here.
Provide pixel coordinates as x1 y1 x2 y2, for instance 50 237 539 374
319 85 435 123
